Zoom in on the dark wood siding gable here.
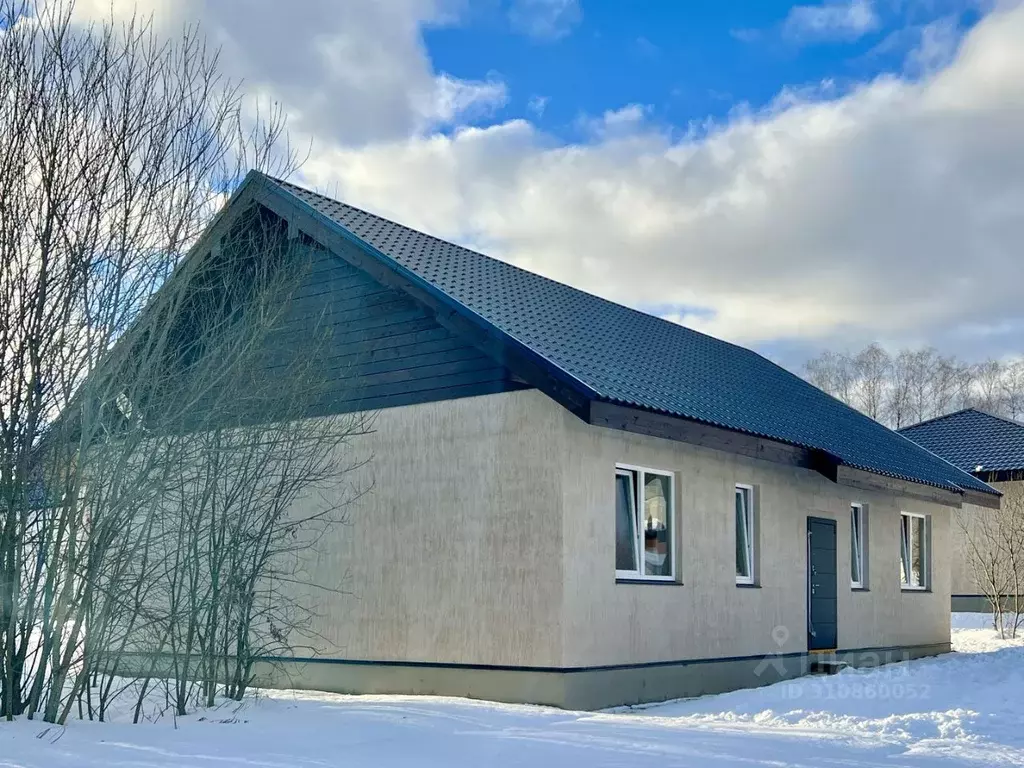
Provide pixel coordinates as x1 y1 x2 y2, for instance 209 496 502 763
263 243 529 417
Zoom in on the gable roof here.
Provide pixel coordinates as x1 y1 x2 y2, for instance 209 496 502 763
236 171 996 501
899 409 1024 475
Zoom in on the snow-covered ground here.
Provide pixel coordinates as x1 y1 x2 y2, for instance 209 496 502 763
2 616 1022 767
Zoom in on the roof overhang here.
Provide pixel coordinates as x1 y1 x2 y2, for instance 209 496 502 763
960 486 1003 510
589 401 1001 509
588 400 839 479
246 172 1002 512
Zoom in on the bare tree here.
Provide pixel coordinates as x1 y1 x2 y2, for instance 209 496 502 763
0 0 372 725
957 477 1024 638
886 349 918 429
931 353 974 418
1003 360 1024 421
804 350 857 404
82 216 371 720
853 344 891 422
973 360 1007 416
803 343 1023 428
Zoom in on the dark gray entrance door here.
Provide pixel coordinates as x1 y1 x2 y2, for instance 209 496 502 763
807 517 837 651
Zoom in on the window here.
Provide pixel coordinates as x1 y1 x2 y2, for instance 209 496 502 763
735 485 755 585
900 512 928 590
615 465 675 581
850 503 865 588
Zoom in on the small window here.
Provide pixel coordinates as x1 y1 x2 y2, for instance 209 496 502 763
615 466 675 581
735 485 755 585
850 503 865 588
900 512 928 590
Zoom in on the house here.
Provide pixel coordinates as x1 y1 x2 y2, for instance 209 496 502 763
176 171 1000 710
899 409 1024 613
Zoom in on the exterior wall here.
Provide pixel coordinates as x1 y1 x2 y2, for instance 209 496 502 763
283 389 955 707
951 480 1023 611
556 396 953 668
288 389 565 668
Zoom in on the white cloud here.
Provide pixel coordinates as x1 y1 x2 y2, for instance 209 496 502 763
526 95 549 117
577 104 651 139
784 0 880 42
508 0 582 41
904 15 964 74
62 0 1024 361
62 0 504 143
298 3 1024 356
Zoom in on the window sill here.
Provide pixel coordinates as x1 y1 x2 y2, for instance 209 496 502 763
615 578 683 586
901 586 930 593
735 582 761 589
851 585 870 592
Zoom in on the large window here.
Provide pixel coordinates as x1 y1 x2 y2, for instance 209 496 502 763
735 485 755 585
850 503 866 588
615 465 675 581
900 512 928 590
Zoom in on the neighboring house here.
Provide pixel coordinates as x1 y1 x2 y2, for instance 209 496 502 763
899 409 1024 612
165 171 1000 710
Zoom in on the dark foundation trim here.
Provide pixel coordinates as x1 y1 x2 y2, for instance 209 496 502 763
256 641 951 675
117 642 950 711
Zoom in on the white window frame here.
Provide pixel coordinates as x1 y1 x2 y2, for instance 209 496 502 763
900 511 928 591
850 503 865 589
735 484 756 585
615 463 676 582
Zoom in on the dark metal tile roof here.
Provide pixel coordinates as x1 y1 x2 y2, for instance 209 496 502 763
899 409 1024 474
265 175 995 497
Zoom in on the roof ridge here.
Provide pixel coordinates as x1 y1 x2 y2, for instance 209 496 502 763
968 407 1024 430
900 407 1024 434
898 407 979 433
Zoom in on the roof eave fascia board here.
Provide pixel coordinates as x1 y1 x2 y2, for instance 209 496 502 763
251 177 601 416
588 399 842 481
960 487 1003 510
835 465 968 509
589 399 996 502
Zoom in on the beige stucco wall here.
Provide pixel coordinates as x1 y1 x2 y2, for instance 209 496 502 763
557 402 952 666
288 388 566 667
292 388 954 670
952 480 1022 598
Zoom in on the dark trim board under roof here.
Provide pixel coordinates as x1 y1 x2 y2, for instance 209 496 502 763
206 171 999 509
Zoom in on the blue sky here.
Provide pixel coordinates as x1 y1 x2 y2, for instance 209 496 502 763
60 0 1024 368
425 1 985 141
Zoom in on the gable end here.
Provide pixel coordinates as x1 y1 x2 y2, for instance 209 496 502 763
264 239 530 416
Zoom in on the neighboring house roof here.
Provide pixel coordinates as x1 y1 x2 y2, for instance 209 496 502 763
899 409 1024 475
232 171 996 500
